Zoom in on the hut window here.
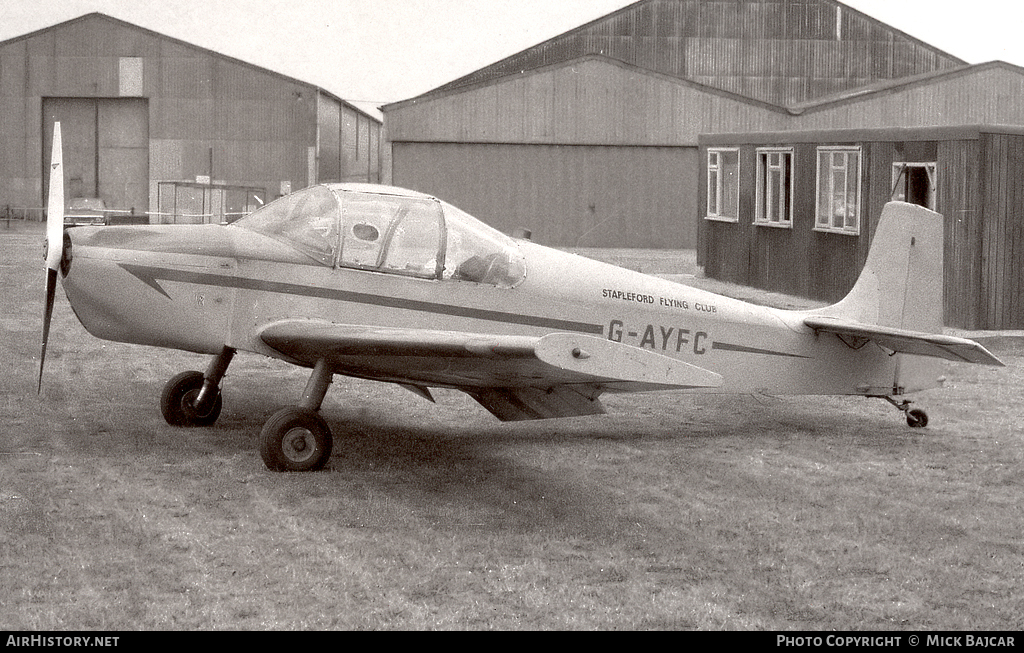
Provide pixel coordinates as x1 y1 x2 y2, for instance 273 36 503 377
815 147 861 235
755 149 793 227
706 148 740 222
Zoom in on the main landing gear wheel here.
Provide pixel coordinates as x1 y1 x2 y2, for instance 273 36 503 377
259 407 334 472
161 371 222 427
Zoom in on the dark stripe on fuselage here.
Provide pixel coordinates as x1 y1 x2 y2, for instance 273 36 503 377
119 263 604 335
712 341 810 359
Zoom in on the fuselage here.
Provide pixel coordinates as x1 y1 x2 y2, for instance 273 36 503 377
59 221 913 398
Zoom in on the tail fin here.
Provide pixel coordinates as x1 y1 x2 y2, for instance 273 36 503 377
809 202 962 393
816 201 944 334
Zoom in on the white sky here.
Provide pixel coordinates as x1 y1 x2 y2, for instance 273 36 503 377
1 0 1023 117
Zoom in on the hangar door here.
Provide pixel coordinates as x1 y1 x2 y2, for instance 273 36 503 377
392 142 698 249
43 98 149 215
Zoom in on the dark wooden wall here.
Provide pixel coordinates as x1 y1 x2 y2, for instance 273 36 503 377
699 141 869 302
979 133 1024 329
699 130 1024 329
937 139 983 329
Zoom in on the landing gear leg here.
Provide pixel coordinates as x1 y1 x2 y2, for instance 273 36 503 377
875 395 929 428
260 359 335 472
194 346 235 416
161 347 235 427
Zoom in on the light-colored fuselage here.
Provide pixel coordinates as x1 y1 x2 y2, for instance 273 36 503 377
61 223 915 399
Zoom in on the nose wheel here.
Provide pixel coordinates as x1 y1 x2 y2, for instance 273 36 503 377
161 371 223 426
160 347 234 427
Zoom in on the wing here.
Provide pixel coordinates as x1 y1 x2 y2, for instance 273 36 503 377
259 321 722 420
803 316 1004 366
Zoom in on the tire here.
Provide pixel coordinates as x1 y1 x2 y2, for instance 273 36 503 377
906 408 929 428
160 371 222 427
259 407 334 472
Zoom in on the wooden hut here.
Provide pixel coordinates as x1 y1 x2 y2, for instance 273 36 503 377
698 125 1024 329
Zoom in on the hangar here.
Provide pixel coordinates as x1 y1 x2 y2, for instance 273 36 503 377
0 13 381 224
381 0 965 249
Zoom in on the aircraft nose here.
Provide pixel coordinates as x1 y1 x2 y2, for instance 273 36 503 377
61 226 110 283
58 223 237 354
57 226 132 342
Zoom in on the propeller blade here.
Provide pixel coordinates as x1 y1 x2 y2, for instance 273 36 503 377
39 268 58 393
39 121 64 393
45 122 64 272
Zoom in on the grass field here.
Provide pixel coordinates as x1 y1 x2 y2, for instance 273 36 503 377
1 223 1022 630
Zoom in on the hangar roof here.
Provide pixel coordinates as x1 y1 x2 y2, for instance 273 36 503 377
699 122 1024 146
1 12 381 125
385 0 965 112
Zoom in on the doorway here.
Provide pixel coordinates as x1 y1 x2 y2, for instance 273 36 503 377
42 98 149 216
891 162 936 210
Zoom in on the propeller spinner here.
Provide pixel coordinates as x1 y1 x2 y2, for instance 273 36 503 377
39 121 65 393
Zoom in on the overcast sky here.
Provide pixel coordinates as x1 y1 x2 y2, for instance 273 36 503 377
2 0 1023 116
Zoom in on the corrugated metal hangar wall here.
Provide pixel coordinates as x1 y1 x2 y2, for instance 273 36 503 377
383 0 965 249
42 97 149 214
0 13 381 222
393 142 698 249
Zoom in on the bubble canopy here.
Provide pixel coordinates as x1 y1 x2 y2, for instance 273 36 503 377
232 184 526 288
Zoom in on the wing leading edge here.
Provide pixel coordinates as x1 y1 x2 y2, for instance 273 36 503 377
258 321 723 420
803 316 1004 366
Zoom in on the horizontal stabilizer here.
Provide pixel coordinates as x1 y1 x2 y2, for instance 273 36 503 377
804 316 1004 366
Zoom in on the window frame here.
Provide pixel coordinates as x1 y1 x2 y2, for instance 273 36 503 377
754 147 794 228
230 185 342 267
814 146 862 236
379 200 447 279
338 192 446 279
705 147 740 223
439 200 527 289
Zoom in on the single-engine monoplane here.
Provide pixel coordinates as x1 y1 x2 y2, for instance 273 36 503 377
39 123 1004 471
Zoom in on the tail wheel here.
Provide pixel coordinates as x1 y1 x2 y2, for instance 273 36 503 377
906 408 929 428
875 396 930 429
161 371 222 427
259 407 333 472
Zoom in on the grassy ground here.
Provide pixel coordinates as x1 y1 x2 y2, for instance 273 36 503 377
1 223 1022 630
